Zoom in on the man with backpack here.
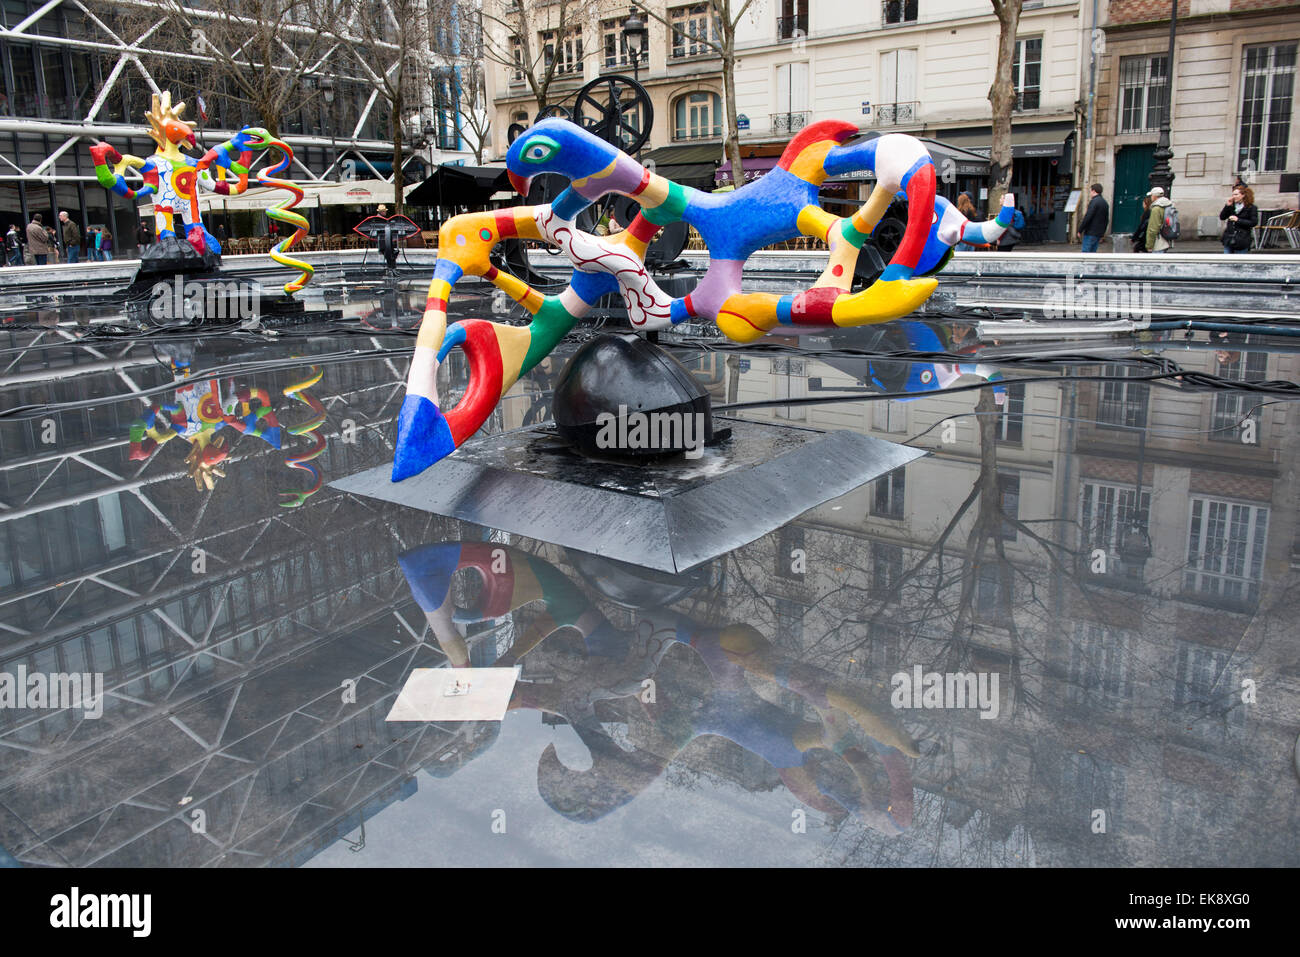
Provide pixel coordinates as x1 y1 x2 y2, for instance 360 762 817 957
1144 186 1178 253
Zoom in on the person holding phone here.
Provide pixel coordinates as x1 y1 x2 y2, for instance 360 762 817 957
1219 185 1259 254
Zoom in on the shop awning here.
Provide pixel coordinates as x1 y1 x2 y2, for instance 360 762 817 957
136 179 409 217
917 138 993 176
933 124 1069 159
313 179 402 206
715 155 780 185
641 143 720 186
405 164 511 208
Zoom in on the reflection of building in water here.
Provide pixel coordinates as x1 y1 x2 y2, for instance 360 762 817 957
0 342 499 865
1 333 1296 865
699 341 1300 864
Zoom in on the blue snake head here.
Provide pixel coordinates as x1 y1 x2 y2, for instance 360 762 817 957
505 118 620 197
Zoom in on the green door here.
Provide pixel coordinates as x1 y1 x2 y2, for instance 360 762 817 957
1112 145 1157 236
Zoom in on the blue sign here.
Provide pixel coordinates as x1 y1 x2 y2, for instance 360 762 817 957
738 359 751 373
861 101 871 116
737 114 750 131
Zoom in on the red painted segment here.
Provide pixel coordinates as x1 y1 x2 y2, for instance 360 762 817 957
891 162 936 271
777 120 859 171
444 320 504 445
627 213 659 243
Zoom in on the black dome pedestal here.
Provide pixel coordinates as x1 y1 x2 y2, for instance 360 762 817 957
551 334 726 461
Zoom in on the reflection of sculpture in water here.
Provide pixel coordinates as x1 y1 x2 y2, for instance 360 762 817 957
128 354 282 491
399 541 921 833
392 117 1016 479
278 367 328 508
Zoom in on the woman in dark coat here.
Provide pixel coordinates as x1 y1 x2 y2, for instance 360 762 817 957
1219 185 1259 254
1132 196 1152 253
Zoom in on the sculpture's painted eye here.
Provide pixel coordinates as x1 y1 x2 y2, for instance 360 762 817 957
521 135 560 164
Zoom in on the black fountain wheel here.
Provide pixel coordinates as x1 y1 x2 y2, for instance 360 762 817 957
572 74 652 155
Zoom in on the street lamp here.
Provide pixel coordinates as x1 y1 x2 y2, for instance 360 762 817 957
1147 0 1178 197
622 7 647 83
319 75 338 182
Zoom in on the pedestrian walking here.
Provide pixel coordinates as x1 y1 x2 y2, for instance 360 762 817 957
955 192 980 251
101 230 114 261
1078 184 1109 253
998 205 1026 251
1144 186 1177 253
59 211 81 264
92 226 104 261
4 224 22 266
26 213 52 265
1219 185 1258 254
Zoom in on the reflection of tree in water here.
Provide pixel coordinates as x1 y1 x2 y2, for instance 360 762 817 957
718 381 1295 866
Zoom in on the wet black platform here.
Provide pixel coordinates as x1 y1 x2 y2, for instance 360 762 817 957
332 418 925 572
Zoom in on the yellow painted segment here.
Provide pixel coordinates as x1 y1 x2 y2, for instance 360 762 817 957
637 173 671 208
513 209 543 240
814 240 860 291
789 140 835 185
796 205 838 241
493 322 534 395
852 184 895 237
830 277 938 327
508 559 546 607
491 270 534 307
716 292 781 344
415 301 447 350
572 158 617 188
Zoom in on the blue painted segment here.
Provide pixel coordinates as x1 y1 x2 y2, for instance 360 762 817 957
551 186 591 221
434 259 464 285
570 268 619 305
398 543 463 611
776 296 795 324
670 298 691 323
685 168 816 260
436 323 467 362
822 136 879 177
898 155 930 188
392 394 455 481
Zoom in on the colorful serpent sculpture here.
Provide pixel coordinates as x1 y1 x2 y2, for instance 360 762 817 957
399 541 919 832
279 366 328 508
393 118 1014 481
89 92 312 295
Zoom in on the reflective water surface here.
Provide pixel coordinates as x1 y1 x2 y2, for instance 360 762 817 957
2 294 1298 867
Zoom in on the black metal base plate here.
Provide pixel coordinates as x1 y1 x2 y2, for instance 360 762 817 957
332 418 925 573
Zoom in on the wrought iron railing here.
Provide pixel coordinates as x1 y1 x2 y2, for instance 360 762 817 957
874 101 919 126
777 14 808 40
771 110 811 135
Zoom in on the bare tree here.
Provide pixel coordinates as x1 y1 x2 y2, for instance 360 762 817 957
988 0 1024 211
632 1 754 183
481 0 580 114
98 0 343 138
445 7 493 163
332 0 437 213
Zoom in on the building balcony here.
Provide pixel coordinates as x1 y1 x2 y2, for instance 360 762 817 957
777 14 808 40
771 110 811 136
874 101 919 126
